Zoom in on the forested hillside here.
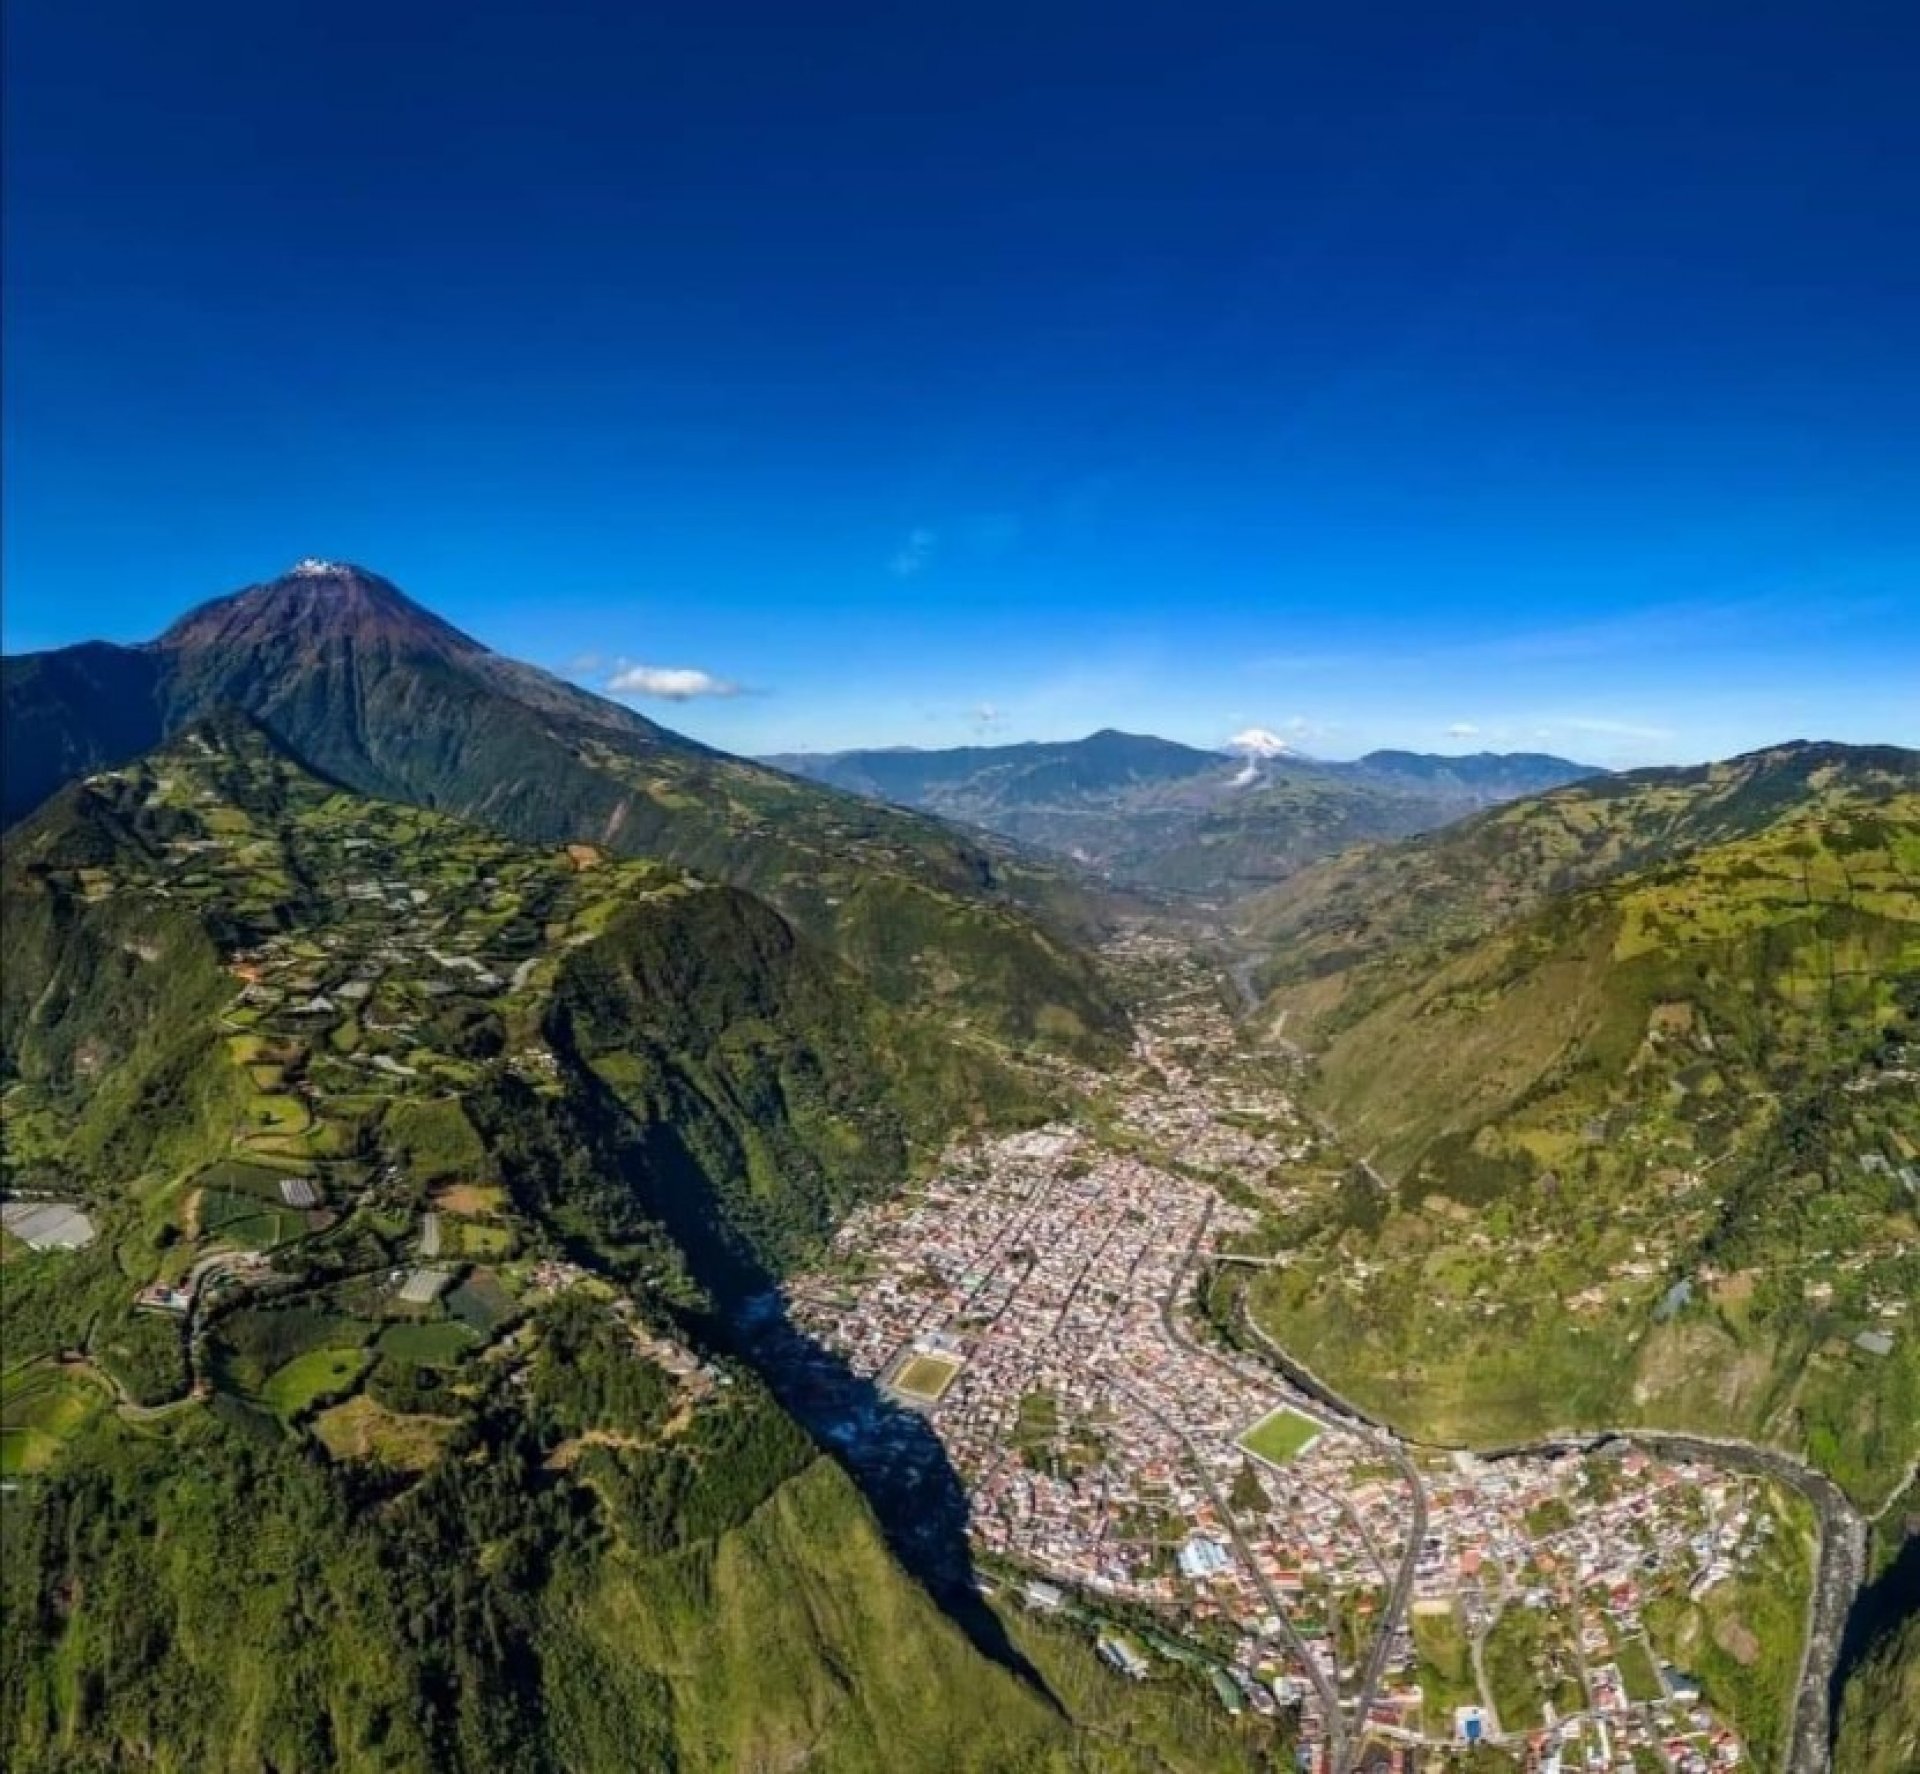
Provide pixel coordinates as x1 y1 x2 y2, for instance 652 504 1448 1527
0 717 1256 1772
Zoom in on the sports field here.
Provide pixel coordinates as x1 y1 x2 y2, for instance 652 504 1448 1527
1238 1405 1321 1464
893 1352 963 1402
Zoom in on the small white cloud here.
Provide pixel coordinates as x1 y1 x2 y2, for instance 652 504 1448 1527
889 527 938 577
606 664 740 701
1446 722 1481 739
566 650 605 675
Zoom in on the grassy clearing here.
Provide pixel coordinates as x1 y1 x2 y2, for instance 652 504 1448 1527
1412 1607 1480 1716
245 1093 312 1135
1617 1633 1663 1704
313 1394 454 1470
1238 1405 1321 1465
1482 1605 1552 1731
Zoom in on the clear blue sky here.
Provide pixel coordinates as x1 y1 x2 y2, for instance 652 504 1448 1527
5 2 1915 767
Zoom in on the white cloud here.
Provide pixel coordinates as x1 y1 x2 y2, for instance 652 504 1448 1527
606 664 740 701
889 527 938 577
1445 721 1481 739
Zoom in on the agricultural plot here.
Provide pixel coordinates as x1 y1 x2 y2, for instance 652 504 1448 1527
314 1395 454 1471
0 1363 109 1475
260 1347 373 1418
197 1189 308 1249
447 1270 517 1334
434 1183 508 1217
377 1321 477 1365
1237 1405 1321 1465
213 1307 375 1397
452 1221 516 1259
195 1158 310 1197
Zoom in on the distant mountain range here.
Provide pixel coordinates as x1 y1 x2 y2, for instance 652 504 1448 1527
2 562 1122 1055
766 731 1598 896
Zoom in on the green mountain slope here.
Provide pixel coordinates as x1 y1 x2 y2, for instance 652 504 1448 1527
2 562 1122 1057
1 717 1272 1771
1242 740 1916 1013
1233 744 1920 1504
1 712 1043 1271
1835 1582 1920 1774
0 1315 1077 1774
771 729 1595 897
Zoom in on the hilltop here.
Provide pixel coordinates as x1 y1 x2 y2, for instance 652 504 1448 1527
770 730 1595 897
2 562 1122 1057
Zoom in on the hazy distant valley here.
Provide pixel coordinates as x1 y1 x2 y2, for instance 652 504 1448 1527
768 730 1598 898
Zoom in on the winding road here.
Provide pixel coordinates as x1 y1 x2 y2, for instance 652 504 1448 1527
1197 1250 1868 1774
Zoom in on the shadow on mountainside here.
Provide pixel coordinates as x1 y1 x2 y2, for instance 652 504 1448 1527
551 1078 1055 1703
1829 1529 1920 1753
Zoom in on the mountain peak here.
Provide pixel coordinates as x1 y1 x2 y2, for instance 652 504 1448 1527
1224 727 1292 758
157 561 483 660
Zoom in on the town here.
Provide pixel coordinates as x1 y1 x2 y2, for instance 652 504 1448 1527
785 935 1810 1773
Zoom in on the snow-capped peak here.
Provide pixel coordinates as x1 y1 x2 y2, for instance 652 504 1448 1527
289 557 343 577
1224 727 1291 758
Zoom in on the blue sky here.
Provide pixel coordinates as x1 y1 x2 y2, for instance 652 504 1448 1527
4 2 1915 768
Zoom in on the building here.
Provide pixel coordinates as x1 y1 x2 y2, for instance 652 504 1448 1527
1179 1535 1233 1580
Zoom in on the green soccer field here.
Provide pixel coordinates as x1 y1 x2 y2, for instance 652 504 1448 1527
893 1353 963 1401
1238 1406 1321 1464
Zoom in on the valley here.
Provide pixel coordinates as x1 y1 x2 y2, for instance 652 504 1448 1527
773 933 1871 1774
1 576 1912 1774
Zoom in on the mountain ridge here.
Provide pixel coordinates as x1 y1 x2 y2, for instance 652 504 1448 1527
2 563 1125 1058
1225 737 1920 1507
768 730 1598 897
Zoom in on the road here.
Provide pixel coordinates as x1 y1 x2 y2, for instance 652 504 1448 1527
1211 1254 1869 1774
1112 1372 1350 1770
1155 1205 1428 1773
